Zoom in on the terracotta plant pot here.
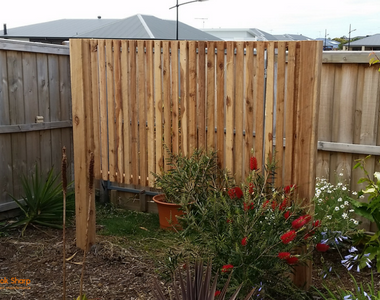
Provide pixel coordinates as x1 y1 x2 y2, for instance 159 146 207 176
152 194 184 230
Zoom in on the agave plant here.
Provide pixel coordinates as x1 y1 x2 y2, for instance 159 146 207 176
154 261 255 300
7 166 74 235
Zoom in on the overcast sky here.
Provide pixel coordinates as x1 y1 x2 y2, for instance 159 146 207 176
1 0 379 39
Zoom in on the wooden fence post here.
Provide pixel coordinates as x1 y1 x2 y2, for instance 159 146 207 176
70 39 96 251
292 41 323 289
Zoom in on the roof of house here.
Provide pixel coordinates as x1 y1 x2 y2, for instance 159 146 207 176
202 28 277 41
315 38 340 47
0 15 221 41
274 34 314 41
346 34 380 47
203 28 314 42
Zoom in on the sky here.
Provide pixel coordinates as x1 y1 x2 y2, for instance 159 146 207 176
1 0 380 39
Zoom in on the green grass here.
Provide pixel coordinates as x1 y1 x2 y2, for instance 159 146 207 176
96 203 180 253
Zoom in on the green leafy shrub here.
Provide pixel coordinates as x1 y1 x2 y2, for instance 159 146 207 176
176 158 315 298
152 148 233 204
344 156 380 272
7 166 74 235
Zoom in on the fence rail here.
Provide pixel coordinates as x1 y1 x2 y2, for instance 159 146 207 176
0 39 73 214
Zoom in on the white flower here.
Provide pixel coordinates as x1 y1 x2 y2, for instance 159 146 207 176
342 186 347 191
349 209 354 212
327 190 332 193
337 197 342 202
339 173 344 176
340 205 345 209
359 195 365 199
342 213 348 219
327 215 332 219
337 182 343 186
344 201 349 206
335 207 340 211
352 191 357 195
318 198 323 203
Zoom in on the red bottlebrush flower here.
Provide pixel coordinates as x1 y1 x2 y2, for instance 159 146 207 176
278 252 291 260
249 182 255 194
284 211 291 219
182 263 187 269
284 184 297 194
228 187 243 199
313 220 321 228
271 201 277 210
226 218 233 224
286 256 299 265
241 237 248 246
262 200 270 209
291 215 311 229
235 187 243 199
243 202 254 211
215 291 221 297
221 264 233 273
280 230 297 244
316 243 330 252
228 188 236 199
304 214 312 223
250 156 258 170
279 199 288 211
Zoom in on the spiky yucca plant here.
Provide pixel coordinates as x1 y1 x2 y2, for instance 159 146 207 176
8 166 74 235
154 261 255 300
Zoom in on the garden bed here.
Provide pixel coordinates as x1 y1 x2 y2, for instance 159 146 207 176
0 223 378 299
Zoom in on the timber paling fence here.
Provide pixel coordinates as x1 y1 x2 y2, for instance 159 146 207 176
0 38 379 234
70 39 322 288
0 39 73 217
317 52 380 232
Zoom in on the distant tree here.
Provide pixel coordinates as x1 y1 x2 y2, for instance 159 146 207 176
332 37 363 50
332 38 347 50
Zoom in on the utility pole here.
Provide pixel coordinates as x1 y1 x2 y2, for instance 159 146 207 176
348 24 356 51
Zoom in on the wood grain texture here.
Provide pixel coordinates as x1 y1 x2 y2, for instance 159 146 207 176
121 40 131 184
206 42 216 151
69 39 95 250
235 42 244 182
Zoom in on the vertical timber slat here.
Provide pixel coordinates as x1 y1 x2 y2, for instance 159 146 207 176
206 41 215 151
70 39 95 250
225 42 234 174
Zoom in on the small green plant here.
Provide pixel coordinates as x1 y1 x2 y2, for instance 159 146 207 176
152 148 233 204
175 157 315 298
345 156 380 272
154 260 256 300
7 166 74 235
312 176 360 250
314 271 380 300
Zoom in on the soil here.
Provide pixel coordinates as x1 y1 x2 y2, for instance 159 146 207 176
0 226 378 300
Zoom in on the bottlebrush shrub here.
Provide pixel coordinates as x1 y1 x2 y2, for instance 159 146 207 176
178 159 316 298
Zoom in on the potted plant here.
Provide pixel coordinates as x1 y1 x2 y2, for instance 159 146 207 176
152 148 232 230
